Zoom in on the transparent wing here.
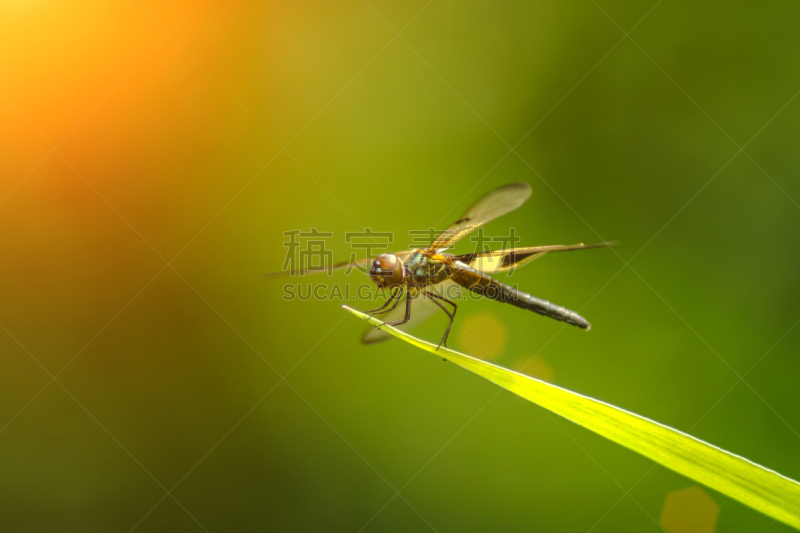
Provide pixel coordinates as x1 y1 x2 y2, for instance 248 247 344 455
264 250 415 278
425 182 532 252
455 242 616 274
361 280 462 344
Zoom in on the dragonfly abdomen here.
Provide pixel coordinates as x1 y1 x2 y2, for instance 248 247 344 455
450 262 591 330
507 288 591 330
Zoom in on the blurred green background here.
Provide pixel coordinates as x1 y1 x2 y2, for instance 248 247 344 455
2 1 800 531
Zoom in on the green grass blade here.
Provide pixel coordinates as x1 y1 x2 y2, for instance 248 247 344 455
344 305 800 529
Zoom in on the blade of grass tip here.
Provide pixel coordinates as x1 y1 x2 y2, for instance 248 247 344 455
343 305 800 530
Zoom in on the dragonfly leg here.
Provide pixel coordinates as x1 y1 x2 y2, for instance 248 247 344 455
385 289 413 327
365 287 402 315
424 290 458 350
374 288 404 316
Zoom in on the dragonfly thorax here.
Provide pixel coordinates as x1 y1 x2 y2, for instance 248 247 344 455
370 254 405 289
405 252 450 288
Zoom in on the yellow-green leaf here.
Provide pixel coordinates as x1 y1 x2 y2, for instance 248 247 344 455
344 305 800 529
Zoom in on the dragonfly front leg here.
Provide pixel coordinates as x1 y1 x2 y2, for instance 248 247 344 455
365 287 402 315
385 289 413 327
424 290 457 350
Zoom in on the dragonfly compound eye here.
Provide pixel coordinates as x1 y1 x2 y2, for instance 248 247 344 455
369 254 404 288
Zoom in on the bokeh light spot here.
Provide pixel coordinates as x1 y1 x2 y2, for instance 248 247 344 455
455 311 508 360
511 356 555 383
660 485 719 533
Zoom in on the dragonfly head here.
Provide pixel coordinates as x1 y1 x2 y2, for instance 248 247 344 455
370 254 404 289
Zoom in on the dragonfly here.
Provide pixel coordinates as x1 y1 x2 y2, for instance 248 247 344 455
272 183 614 347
